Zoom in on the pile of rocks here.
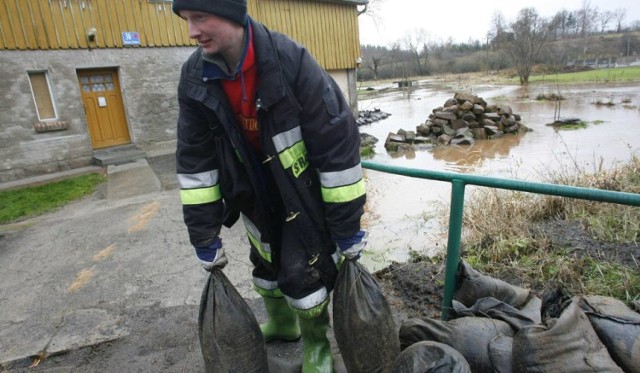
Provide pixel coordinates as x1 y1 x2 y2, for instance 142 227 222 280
356 108 391 126
385 93 529 151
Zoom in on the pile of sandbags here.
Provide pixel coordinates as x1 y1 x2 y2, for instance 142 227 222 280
395 260 639 372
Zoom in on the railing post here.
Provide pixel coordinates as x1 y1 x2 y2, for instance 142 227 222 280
441 179 466 320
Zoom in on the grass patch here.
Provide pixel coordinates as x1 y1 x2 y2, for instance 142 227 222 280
360 144 376 158
524 66 640 84
594 99 616 107
536 93 564 101
0 173 106 224
553 121 589 130
460 154 640 304
582 258 640 300
548 120 606 130
357 86 378 97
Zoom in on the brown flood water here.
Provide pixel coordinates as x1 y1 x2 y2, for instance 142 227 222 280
358 80 640 271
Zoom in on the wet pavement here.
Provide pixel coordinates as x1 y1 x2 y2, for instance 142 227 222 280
0 141 348 372
0 144 281 371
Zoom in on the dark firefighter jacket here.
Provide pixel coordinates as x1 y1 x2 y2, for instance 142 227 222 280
175 17 366 287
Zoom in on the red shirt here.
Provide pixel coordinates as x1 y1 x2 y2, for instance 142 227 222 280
221 25 261 154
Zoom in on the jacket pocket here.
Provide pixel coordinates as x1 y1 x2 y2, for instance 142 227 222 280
322 84 349 125
215 137 254 227
322 85 340 117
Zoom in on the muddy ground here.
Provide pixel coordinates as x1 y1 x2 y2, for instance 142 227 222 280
378 218 640 324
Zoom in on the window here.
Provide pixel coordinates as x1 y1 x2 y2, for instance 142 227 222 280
80 74 115 93
28 71 57 121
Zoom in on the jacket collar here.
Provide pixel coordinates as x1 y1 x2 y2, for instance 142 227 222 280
185 17 286 109
249 17 286 109
201 21 251 81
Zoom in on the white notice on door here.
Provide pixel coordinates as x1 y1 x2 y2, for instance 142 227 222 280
98 97 107 107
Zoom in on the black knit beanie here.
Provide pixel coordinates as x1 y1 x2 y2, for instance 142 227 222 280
172 0 247 26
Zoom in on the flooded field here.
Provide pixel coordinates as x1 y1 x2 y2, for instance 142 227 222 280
358 79 640 271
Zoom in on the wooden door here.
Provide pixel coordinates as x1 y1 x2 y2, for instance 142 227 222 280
77 69 131 149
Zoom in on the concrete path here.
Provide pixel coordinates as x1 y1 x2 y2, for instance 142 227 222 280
0 143 339 371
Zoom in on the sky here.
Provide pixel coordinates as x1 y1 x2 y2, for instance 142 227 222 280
358 0 640 47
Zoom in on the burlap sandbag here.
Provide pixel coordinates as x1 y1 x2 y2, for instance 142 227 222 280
454 260 530 308
199 268 269 373
399 316 513 373
334 259 400 373
452 296 541 332
512 298 624 372
577 295 640 373
488 335 513 373
392 341 471 373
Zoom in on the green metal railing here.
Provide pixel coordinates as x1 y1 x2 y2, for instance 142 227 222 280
362 161 640 320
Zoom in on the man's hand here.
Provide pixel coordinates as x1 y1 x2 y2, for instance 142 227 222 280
195 237 228 270
336 230 367 260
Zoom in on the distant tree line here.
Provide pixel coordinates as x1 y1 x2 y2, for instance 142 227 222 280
358 2 640 84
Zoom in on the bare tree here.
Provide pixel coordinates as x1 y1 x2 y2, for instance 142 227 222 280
361 45 387 80
597 10 613 33
553 9 571 39
358 0 386 80
401 29 430 76
357 0 384 24
497 8 559 85
577 0 596 37
577 0 598 53
613 8 627 33
387 41 414 79
489 10 507 46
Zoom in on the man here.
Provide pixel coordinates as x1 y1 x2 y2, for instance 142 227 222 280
171 0 367 371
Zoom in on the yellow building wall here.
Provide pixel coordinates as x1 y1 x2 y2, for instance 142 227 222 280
0 0 361 69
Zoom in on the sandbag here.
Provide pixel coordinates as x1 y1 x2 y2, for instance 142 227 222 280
399 316 513 373
452 296 541 332
577 295 640 373
519 294 542 324
334 259 400 373
199 268 269 373
391 341 471 373
488 335 513 373
512 298 624 372
454 260 530 308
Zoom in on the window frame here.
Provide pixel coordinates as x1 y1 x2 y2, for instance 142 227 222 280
27 70 58 121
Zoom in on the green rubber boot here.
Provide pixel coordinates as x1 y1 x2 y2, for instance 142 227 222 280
299 305 333 373
260 296 301 343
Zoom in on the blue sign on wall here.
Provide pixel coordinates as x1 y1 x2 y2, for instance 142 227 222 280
122 32 141 46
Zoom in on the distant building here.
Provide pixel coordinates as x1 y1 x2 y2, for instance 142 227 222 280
0 0 367 182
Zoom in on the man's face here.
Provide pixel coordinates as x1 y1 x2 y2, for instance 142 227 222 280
179 10 241 55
